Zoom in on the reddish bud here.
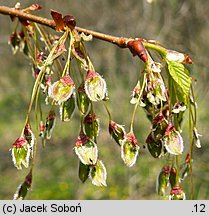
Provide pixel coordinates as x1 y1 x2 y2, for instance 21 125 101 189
124 132 138 146
162 165 171 175
127 39 148 62
183 54 193 64
86 70 97 79
63 15 76 29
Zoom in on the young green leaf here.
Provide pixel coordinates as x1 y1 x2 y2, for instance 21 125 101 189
166 60 191 97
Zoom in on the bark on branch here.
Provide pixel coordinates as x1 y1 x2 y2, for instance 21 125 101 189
0 5 168 62
0 5 129 48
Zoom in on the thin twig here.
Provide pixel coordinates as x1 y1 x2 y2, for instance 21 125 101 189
0 5 128 48
0 6 55 28
0 5 170 59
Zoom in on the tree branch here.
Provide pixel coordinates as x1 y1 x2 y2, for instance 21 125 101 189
0 5 129 48
0 5 171 62
0 6 55 29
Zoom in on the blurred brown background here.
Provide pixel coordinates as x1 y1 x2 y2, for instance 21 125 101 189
0 0 208 199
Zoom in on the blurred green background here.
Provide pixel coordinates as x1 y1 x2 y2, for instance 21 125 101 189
0 0 208 200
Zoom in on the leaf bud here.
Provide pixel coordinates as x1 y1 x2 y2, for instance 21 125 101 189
63 15 76 29
166 50 192 64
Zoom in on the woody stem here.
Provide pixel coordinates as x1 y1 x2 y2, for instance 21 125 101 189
0 5 169 53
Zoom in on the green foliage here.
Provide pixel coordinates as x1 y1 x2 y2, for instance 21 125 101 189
166 60 191 103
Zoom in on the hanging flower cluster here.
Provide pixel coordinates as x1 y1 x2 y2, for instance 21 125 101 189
7 3 200 200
